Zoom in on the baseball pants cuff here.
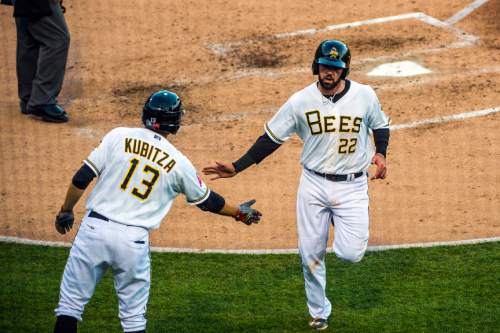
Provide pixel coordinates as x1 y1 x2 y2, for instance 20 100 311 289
54 308 83 322
121 316 147 332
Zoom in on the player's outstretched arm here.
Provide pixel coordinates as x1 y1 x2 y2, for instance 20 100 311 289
197 191 261 225
202 161 237 180
203 133 282 180
219 199 262 225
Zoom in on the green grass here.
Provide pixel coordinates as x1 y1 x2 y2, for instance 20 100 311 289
0 242 499 333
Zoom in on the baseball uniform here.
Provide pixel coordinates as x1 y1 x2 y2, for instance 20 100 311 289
265 80 390 320
55 127 209 331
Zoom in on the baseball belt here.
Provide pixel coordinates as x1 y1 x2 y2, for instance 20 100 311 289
309 169 364 182
89 210 109 221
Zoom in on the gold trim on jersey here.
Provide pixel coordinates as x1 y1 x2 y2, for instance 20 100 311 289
187 188 210 205
84 159 100 176
265 123 284 144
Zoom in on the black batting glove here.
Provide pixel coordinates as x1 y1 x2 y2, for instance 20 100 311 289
55 207 74 235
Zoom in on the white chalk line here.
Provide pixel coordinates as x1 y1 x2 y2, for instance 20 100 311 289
208 11 477 57
390 107 500 130
1 235 499 254
274 12 425 39
446 0 490 25
185 105 500 131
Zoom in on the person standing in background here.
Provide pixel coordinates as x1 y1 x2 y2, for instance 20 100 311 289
1 0 70 122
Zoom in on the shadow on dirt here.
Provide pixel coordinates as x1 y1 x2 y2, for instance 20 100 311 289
219 33 431 70
111 82 202 123
223 37 290 69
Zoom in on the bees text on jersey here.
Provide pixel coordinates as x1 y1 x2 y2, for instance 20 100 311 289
265 80 390 174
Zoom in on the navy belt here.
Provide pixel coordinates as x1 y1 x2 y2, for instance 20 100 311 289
89 210 109 221
309 170 364 182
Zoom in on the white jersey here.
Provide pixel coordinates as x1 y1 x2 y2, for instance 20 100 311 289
83 127 209 230
265 80 390 174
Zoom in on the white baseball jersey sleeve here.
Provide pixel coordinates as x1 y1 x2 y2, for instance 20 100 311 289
265 81 390 174
83 127 209 229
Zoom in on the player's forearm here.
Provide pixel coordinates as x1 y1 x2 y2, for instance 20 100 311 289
196 191 250 219
198 195 261 226
61 183 85 211
61 164 96 211
233 133 281 172
216 203 239 218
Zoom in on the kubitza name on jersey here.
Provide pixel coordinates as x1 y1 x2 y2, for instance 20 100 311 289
124 137 176 173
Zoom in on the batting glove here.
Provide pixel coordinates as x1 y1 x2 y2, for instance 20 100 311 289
235 199 262 225
55 207 74 234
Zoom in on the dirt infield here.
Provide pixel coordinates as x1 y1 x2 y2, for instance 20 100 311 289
0 0 499 249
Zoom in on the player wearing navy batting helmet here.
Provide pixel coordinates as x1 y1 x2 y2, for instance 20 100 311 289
53 90 262 333
203 39 390 331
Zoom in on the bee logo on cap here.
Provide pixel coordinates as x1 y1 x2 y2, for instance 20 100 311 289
329 47 339 59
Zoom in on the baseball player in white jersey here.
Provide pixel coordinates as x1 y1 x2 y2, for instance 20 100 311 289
203 40 390 330
52 90 262 333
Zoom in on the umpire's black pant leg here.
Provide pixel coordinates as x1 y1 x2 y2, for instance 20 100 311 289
15 16 39 106
25 1 70 107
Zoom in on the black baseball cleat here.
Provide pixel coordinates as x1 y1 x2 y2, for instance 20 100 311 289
28 104 69 123
309 317 328 330
20 100 30 114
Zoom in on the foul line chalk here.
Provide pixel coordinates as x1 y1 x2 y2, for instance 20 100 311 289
367 237 500 252
0 235 499 254
390 107 500 131
446 0 490 25
209 11 477 56
186 105 500 130
274 13 424 39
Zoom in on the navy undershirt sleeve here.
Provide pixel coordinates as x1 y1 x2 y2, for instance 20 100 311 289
72 164 97 190
373 128 390 157
233 133 281 172
196 191 225 213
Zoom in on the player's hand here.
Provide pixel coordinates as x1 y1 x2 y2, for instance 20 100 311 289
370 153 387 180
202 160 237 180
55 207 74 234
235 199 262 225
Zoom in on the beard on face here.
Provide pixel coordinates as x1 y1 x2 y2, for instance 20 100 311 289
318 74 342 91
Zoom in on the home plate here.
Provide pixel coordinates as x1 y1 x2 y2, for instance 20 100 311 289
367 61 432 77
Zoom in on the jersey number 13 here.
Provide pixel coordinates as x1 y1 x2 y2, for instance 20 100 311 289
120 158 160 200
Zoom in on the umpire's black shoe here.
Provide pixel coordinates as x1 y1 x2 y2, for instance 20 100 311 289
28 104 69 123
20 100 30 114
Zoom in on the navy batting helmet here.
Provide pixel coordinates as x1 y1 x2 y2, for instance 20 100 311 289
142 90 184 134
311 40 351 78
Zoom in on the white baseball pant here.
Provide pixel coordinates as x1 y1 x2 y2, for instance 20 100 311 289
297 169 369 320
55 211 150 332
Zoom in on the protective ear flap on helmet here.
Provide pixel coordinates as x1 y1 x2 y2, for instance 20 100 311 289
311 42 324 75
